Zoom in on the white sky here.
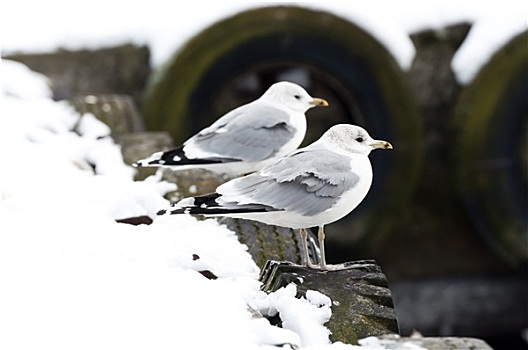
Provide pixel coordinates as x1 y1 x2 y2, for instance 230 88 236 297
2 0 527 83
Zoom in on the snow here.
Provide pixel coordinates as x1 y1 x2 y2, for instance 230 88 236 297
0 61 417 349
451 7 527 83
2 0 527 83
1 60 52 99
358 337 426 350
253 284 332 347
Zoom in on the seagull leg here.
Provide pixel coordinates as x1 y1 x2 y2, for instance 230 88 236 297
300 228 319 269
318 226 329 270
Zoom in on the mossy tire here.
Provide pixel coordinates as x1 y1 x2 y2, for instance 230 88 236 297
452 31 528 268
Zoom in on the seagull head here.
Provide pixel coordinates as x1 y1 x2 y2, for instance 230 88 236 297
262 81 328 112
321 124 393 155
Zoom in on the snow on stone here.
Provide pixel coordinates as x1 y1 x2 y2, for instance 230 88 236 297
451 6 527 84
1 59 52 99
76 112 112 139
252 284 333 347
359 336 427 350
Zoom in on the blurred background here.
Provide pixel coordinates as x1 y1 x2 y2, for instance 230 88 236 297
3 1 527 348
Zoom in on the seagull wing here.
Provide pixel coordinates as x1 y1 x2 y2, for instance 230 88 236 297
185 103 295 162
217 149 360 216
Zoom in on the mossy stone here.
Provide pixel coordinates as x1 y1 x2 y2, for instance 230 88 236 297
260 260 399 345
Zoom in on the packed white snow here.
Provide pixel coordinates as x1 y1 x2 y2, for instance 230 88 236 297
0 61 421 349
2 0 526 83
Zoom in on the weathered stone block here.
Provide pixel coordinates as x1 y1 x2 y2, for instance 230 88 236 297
259 260 399 344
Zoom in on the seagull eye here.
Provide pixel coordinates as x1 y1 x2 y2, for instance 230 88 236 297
294 95 301 100
355 137 364 143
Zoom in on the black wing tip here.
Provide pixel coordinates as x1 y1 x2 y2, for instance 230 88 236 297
133 159 165 168
161 146 243 166
157 208 188 215
157 205 276 216
136 145 244 168
156 192 278 217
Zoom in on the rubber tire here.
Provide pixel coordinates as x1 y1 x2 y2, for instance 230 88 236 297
452 31 528 268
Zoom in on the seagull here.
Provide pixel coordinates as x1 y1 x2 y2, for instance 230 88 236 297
134 81 328 176
157 124 393 270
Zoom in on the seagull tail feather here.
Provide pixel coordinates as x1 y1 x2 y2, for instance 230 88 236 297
157 192 275 216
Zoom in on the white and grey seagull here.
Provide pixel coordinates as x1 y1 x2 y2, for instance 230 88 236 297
134 81 328 176
157 124 392 270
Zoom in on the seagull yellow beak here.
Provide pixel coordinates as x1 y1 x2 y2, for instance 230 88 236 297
310 98 329 107
370 140 393 150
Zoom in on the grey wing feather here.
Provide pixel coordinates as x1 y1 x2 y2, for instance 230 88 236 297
220 149 360 216
188 104 294 161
